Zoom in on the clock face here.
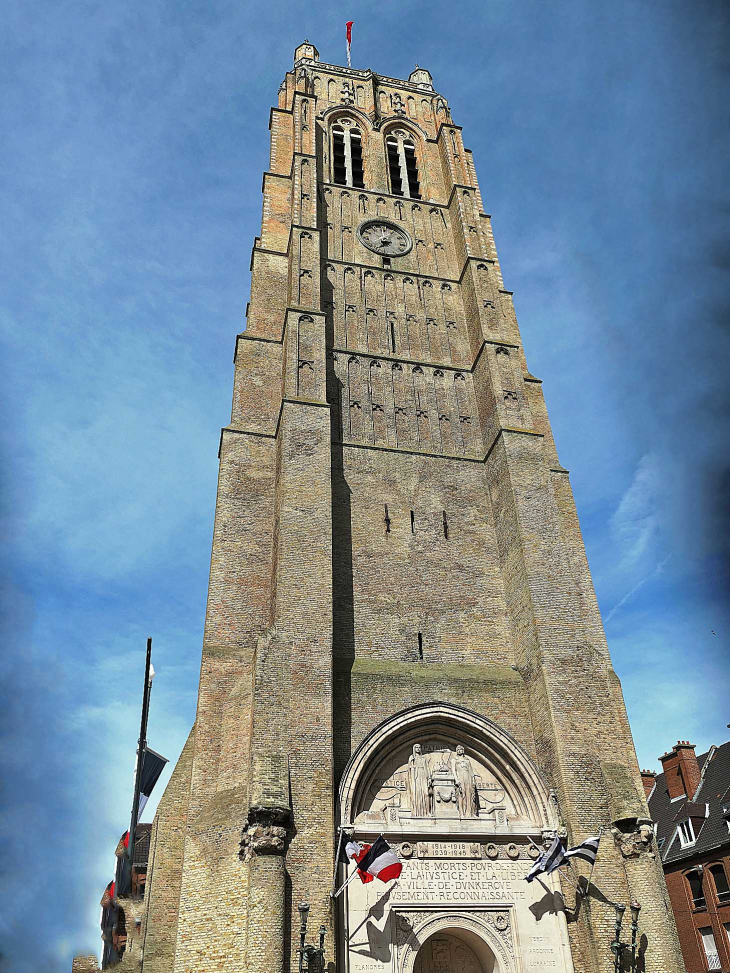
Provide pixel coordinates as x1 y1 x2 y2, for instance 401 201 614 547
357 219 413 257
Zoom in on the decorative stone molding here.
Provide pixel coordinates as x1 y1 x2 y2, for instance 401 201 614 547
239 805 291 860
486 909 512 945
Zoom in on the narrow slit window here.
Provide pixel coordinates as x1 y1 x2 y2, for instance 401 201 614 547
410 510 415 533
443 510 449 539
384 503 391 534
390 321 396 352
417 632 423 660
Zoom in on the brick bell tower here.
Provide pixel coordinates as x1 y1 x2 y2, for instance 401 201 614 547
139 42 684 973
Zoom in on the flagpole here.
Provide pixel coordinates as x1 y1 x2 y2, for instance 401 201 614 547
127 637 153 895
331 826 348 897
332 866 360 900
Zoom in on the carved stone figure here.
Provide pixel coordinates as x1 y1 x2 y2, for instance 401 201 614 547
408 743 432 817
453 745 478 817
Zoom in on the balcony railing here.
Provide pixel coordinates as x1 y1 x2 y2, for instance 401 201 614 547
705 949 721 971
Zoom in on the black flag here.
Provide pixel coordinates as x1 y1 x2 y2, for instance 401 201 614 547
137 747 168 819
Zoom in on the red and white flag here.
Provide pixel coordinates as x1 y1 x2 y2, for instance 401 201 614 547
346 21 354 67
347 836 402 884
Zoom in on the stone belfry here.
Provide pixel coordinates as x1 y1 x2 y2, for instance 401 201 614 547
140 41 683 973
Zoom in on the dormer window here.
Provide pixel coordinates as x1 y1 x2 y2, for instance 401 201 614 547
386 131 421 199
332 124 364 188
678 819 696 847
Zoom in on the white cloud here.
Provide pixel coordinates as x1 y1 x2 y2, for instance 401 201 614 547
609 452 661 568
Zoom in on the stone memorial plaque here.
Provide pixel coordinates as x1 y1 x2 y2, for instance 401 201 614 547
391 858 529 904
418 841 483 858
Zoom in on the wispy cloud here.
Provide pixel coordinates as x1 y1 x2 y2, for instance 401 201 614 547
609 453 661 569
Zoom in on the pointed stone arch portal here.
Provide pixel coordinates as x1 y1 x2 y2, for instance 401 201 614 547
337 704 575 973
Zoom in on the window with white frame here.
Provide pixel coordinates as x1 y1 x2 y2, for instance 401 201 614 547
332 123 364 188
678 819 696 847
700 927 721 971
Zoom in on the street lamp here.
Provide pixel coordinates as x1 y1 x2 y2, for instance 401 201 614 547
611 899 641 972
298 904 310 973
297 902 327 972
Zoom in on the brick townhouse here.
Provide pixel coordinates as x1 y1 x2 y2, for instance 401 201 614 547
644 740 730 972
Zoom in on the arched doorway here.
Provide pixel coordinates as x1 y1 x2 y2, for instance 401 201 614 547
414 929 491 973
398 914 507 973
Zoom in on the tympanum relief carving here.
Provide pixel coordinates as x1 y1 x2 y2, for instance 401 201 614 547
354 740 515 828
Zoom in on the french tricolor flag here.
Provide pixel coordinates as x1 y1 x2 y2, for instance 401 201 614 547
346 836 402 884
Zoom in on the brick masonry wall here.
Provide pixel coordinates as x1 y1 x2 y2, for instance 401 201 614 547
71 957 99 973
142 727 195 973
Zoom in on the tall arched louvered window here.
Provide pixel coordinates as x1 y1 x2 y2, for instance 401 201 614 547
386 131 421 199
332 123 364 188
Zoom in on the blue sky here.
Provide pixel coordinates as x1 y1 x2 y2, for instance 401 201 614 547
1 0 728 968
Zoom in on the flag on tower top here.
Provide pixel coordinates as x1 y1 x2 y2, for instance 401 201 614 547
346 21 354 67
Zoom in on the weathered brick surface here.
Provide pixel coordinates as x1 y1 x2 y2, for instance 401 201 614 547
142 727 195 973
131 41 684 973
71 957 99 973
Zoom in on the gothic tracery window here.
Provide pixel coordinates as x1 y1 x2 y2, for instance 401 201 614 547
386 130 421 199
332 122 364 188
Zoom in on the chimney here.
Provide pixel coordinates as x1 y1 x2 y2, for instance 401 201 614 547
640 770 656 798
659 741 701 800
